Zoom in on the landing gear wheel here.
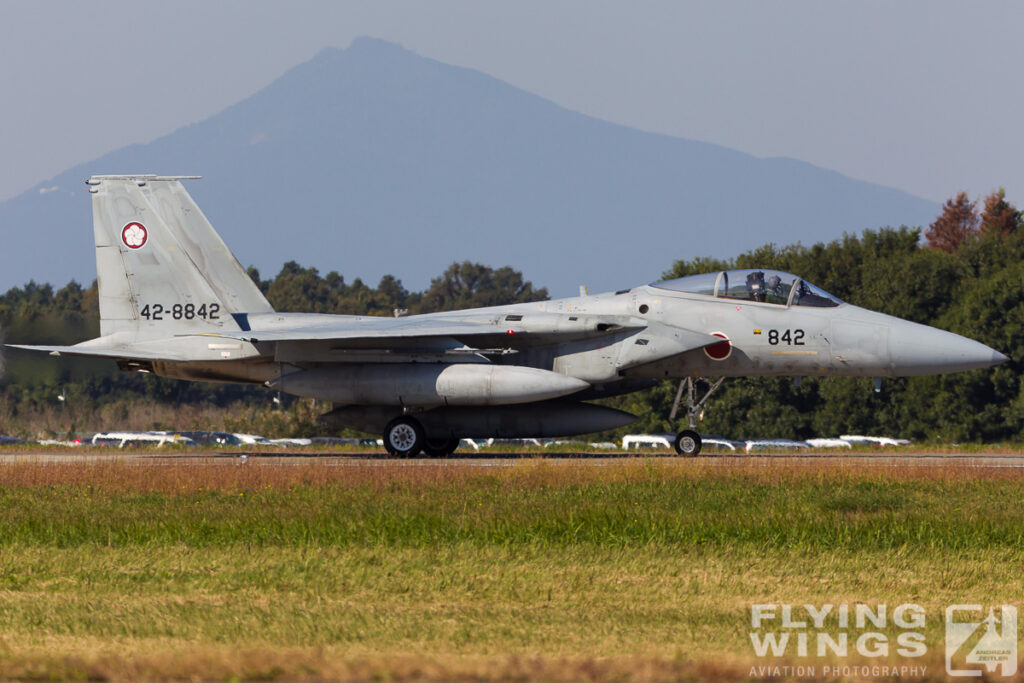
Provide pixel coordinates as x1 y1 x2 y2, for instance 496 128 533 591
674 430 702 457
383 416 425 458
422 437 459 458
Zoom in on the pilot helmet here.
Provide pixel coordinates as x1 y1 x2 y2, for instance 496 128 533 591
745 271 765 292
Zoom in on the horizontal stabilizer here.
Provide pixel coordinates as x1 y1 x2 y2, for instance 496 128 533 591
8 333 260 363
7 343 193 362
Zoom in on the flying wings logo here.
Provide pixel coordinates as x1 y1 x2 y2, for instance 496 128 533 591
121 222 148 249
946 605 1017 677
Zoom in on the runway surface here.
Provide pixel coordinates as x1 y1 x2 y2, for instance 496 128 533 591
1 450 1024 468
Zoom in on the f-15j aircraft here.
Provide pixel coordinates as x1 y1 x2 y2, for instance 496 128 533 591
13 176 1009 456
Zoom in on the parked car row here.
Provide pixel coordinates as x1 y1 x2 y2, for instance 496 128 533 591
1 431 913 452
0 431 373 449
620 433 912 453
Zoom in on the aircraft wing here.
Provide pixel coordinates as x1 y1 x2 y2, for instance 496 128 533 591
212 312 729 367
209 311 649 347
9 313 726 364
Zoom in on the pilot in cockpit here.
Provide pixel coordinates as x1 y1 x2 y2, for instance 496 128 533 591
745 271 766 302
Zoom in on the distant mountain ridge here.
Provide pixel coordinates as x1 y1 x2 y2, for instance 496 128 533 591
0 37 937 296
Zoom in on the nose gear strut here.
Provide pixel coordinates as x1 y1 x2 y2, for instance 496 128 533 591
669 376 725 456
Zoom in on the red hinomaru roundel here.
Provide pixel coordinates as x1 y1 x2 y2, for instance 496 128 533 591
121 222 148 249
704 332 732 360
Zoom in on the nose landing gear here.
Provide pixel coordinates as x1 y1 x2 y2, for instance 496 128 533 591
669 377 725 456
674 429 702 456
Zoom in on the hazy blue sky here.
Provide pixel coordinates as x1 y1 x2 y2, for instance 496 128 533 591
1 1 1021 205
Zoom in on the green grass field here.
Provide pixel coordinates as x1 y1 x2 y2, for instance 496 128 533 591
0 460 1021 681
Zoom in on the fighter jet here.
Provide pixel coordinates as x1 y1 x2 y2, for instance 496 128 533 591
11 176 1009 456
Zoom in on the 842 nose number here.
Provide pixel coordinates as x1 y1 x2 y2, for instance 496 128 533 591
140 303 220 321
768 329 805 345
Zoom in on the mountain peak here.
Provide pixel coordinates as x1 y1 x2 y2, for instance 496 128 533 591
346 36 412 55
303 37 428 74
304 37 416 66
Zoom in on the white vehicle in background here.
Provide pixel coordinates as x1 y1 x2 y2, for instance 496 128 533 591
161 431 244 446
90 431 196 448
269 438 313 447
622 434 674 450
805 438 853 449
231 433 274 446
622 434 739 452
700 437 741 452
744 439 811 453
840 435 912 447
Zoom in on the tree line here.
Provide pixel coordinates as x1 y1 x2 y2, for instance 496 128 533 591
1 190 1020 442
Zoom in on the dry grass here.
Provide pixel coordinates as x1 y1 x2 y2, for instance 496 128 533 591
0 641 762 682
0 457 1023 492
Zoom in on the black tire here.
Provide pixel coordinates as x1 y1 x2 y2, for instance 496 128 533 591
422 437 460 458
674 430 702 456
383 416 425 458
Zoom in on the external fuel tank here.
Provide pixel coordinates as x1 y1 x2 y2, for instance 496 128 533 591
269 363 590 407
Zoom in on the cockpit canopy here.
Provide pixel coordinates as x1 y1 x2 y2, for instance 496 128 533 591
650 269 843 307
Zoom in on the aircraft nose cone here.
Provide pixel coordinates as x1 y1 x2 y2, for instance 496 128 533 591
889 322 1007 375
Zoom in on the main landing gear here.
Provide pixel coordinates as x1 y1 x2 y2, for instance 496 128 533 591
382 415 460 458
422 437 460 457
383 416 424 457
668 377 725 456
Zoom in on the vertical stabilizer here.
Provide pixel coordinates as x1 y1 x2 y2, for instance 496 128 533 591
89 175 274 338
